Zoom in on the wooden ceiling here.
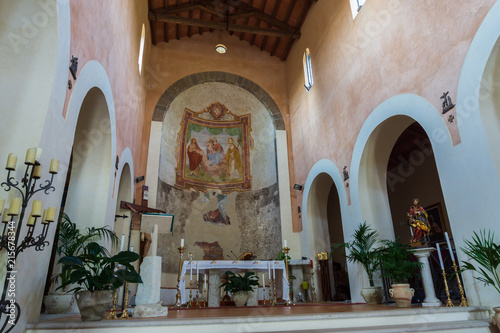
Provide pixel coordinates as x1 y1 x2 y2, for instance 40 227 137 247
148 0 318 61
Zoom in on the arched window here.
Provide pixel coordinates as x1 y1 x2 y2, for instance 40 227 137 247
303 48 313 91
138 24 146 75
349 0 366 18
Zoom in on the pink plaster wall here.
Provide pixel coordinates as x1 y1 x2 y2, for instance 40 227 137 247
66 0 151 202
285 0 495 220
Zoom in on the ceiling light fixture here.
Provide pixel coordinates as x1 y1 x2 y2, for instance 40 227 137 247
215 43 227 54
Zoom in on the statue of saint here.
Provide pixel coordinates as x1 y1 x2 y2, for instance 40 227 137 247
407 198 430 246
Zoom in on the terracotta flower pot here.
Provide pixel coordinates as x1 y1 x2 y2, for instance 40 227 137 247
75 290 113 321
491 307 500 330
232 291 249 307
360 286 383 304
389 283 414 308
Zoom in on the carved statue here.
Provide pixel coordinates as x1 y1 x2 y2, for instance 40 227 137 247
407 198 430 246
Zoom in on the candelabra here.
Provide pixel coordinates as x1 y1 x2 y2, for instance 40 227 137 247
120 282 130 318
283 247 294 306
441 269 454 307
0 149 59 333
171 245 185 308
203 283 207 308
311 265 317 303
107 290 119 319
273 275 278 306
269 279 274 306
452 261 469 306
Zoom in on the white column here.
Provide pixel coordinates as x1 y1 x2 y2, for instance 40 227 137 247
413 247 441 307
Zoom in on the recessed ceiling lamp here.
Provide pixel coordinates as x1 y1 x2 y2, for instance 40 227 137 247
215 43 227 54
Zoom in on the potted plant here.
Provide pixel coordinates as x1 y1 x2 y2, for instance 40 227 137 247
57 241 142 321
220 271 260 307
44 214 118 314
332 222 383 304
379 239 423 307
460 230 500 329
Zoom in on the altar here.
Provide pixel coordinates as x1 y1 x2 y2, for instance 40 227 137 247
180 260 289 305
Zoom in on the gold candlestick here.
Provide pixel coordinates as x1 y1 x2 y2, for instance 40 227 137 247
203 285 207 307
273 276 278 305
452 261 469 306
195 280 201 308
188 280 193 308
171 246 185 309
283 247 295 306
269 280 273 306
120 282 130 319
107 289 118 319
441 269 454 307
311 266 317 303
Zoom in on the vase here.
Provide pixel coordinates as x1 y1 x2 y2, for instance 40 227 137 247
360 286 383 304
44 292 79 314
491 307 500 330
389 283 414 308
75 290 113 321
232 291 249 307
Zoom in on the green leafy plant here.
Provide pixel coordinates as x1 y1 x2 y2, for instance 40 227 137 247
460 230 500 295
332 222 381 287
57 242 142 293
54 214 119 288
379 239 423 284
220 271 260 293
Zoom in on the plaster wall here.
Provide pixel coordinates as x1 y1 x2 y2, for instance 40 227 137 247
285 0 494 198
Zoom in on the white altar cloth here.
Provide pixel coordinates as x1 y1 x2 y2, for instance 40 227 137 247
180 260 288 304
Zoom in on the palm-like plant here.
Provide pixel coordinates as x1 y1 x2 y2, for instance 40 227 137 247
54 214 119 287
461 230 500 295
221 271 260 293
332 222 381 287
379 239 422 284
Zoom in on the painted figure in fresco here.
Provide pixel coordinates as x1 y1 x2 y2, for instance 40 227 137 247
203 193 230 225
407 198 430 245
207 137 224 166
187 138 204 176
226 137 242 179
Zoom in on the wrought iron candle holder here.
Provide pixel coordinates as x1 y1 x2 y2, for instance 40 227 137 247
283 247 295 306
452 261 469 306
171 245 185 309
0 149 59 333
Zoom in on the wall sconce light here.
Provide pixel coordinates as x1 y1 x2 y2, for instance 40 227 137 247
215 44 227 54
293 184 303 191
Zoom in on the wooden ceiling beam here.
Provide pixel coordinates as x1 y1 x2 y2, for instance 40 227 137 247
229 2 294 32
261 0 281 51
154 2 203 15
149 12 301 39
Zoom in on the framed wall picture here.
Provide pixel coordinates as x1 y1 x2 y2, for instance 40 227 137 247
425 202 446 243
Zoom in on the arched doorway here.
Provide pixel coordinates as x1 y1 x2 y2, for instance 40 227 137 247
303 163 347 302
64 87 112 230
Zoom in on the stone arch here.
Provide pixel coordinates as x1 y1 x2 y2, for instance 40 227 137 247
152 71 285 130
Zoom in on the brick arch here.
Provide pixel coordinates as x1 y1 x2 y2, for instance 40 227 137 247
152 71 285 130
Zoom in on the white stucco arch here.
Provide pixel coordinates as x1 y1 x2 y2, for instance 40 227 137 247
114 147 135 203
63 60 117 231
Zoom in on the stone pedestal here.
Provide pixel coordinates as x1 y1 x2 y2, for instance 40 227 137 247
208 269 221 307
135 256 168 317
414 247 441 307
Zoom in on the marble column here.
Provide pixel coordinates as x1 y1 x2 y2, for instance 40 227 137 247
413 247 441 307
208 269 221 307
134 256 168 317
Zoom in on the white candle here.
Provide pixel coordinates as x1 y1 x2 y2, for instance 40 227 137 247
283 240 287 248
31 200 42 217
8 198 22 216
268 261 271 279
49 159 59 174
131 246 134 252
262 273 265 288
190 262 193 281
0 199 4 213
197 261 199 280
6 153 17 171
45 207 57 222
436 243 445 270
33 165 42 179
181 238 185 247
444 232 455 262
35 148 42 164
120 234 125 251
204 274 207 290
272 262 276 279
27 214 36 226
25 148 36 165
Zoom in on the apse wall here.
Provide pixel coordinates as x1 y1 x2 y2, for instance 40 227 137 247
155 82 281 287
